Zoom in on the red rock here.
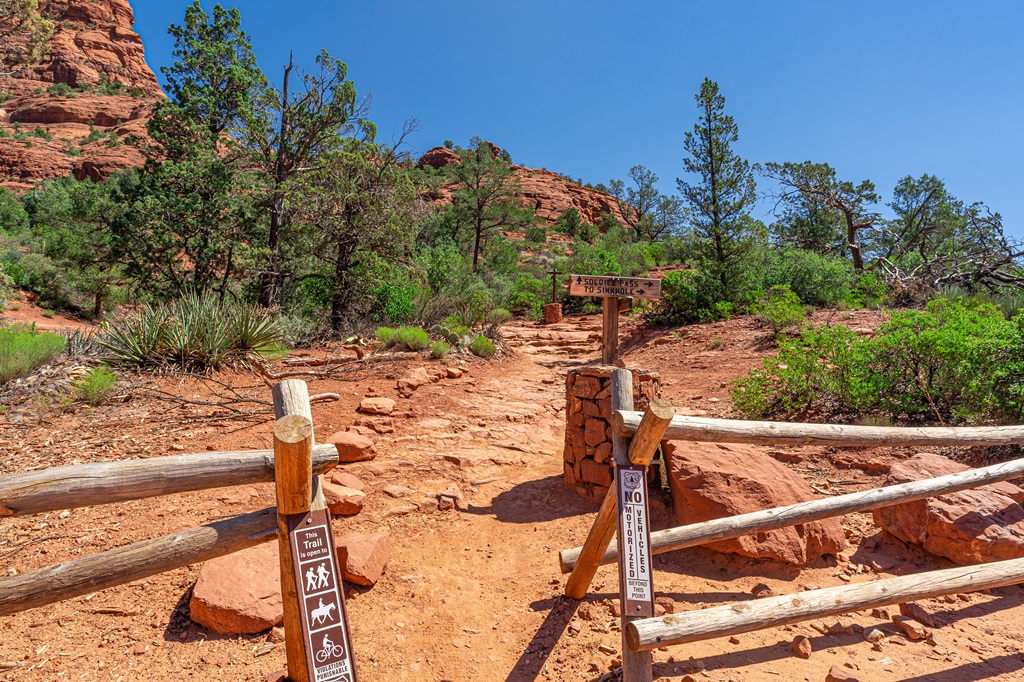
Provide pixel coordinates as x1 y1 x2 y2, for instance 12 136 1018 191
825 666 859 682
353 416 394 434
329 471 365 491
594 441 613 464
584 419 607 448
336 532 391 587
416 146 460 169
323 481 365 516
898 601 936 628
446 367 464 379
580 458 612 487
189 543 282 634
325 431 377 462
346 425 379 443
357 397 395 416
873 452 1024 565
664 441 846 565
793 635 812 659
892 615 928 640
397 367 431 397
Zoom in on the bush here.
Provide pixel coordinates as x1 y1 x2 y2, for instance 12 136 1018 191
525 226 547 244
646 269 726 326
731 299 1024 424
375 326 398 347
396 326 430 351
369 282 415 325
0 323 66 384
485 307 512 327
74 366 118 405
430 339 451 359
755 248 854 307
469 335 495 358
750 285 806 335
99 292 284 371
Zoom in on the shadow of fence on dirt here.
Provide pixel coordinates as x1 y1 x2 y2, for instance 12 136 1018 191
466 475 598 524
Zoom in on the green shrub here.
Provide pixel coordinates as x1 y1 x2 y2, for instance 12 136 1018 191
375 326 398 347
732 299 1024 424
0 323 66 384
485 307 512 327
46 83 74 96
369 282 415 324
430 339 451 359
469 335 495 358
42 309 55 318
750 285 806 335
31 125 52 141
525 226 547 244
646 269 726 326
74 366 118 405
99 292 284 371
755 248 854 306
396 326 430 351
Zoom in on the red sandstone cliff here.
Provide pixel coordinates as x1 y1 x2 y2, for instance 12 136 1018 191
0 0 161 190
418 145 627 227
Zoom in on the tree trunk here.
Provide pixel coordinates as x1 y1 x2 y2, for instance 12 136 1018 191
259 193 286 307
330 241 355 331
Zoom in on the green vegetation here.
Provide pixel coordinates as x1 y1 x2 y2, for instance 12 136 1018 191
469 335 495 358
430 339 451 359
749 285 806 336
73 366 118 405
0 323 65 384
395 326 430 351
99 292 283 371
732 299 1024 424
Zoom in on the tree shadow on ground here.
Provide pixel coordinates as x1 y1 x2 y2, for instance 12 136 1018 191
465 475 598 524
503 595 579 682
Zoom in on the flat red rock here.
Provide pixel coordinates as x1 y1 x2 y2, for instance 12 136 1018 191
189 543 282 634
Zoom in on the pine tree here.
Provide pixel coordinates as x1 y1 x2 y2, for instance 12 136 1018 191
676 78 757 294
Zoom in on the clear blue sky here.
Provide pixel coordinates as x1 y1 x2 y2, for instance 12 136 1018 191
133 1 1024 236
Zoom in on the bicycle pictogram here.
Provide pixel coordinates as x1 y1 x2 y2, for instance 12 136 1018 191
315 633 345 663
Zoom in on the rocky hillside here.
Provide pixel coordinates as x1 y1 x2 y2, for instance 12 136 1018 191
0 0 162 191
418 145 626 227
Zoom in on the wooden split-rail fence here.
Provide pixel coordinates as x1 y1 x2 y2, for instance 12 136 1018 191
557 368 1024 682
0 379 352 682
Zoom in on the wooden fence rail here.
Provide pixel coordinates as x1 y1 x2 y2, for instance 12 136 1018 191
0 445 339 517
613 410 1024 447
560 454 1024 573
0 507 277 616
626 556 1024 651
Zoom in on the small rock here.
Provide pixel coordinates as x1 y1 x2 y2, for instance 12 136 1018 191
322 482 365 516
446 368 464 379
892 615 929 640
728 636 740 644
793 635 812 659
654 596 676 615
328 471 365 491
325 431 378 462
899 601 936 628
751 583 775 598
266 670 287 682
336 532 391 587
826 665 859 682
358 397 395 415
828 620 852 635
864 628 885 643
267 627 285 644
383 484 413 498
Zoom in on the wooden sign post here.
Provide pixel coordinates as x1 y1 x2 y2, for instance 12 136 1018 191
568 275 662 364
273 380 358 682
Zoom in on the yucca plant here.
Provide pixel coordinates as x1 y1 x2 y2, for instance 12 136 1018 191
100 292 284 371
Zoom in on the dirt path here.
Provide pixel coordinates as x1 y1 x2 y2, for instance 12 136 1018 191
3 314 1024 681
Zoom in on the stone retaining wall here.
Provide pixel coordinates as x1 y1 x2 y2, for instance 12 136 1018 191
563 366 662 502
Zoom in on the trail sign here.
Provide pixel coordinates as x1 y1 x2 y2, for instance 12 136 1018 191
615 464 654 618
288 508 358 682
567 274 662 364
569 275 661 301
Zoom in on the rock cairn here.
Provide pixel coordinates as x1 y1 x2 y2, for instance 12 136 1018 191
563 366 661 501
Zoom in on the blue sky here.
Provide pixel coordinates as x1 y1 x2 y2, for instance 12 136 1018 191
133 1 1024 235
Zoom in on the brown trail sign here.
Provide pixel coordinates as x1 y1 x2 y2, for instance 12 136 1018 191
568 274 662 364
289 508 357 682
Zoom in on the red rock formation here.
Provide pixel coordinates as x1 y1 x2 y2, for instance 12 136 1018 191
0 0 162 190
417 145 627 227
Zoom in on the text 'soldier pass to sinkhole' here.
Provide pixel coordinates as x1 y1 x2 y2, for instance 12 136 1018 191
616 464 654 617
568 275 662 300
288 508 358 682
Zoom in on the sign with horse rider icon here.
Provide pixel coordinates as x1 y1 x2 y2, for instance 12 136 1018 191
288 508 358 682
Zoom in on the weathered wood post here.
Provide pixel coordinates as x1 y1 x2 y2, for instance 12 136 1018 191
274 413 314 682
564 398 674 599
610 369 653 682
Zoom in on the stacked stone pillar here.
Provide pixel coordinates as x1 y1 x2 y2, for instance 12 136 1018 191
563 366 662 502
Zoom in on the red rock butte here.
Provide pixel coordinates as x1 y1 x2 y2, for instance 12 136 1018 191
418 144 627 227
0 0 162 191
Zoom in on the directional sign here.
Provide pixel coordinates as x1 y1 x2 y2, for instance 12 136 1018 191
615 464 654 618
568 275 662 300
288 508 358 682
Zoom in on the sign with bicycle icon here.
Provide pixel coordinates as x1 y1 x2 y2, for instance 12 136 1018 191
288 508 358 682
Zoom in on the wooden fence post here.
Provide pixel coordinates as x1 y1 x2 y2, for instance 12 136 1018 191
610 369 652 682
564 399 674 599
